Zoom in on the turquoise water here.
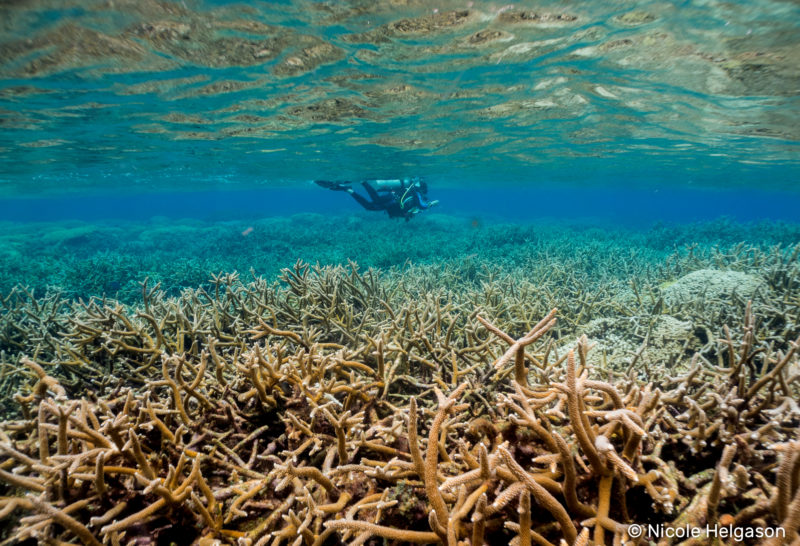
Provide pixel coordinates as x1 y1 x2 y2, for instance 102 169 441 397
1 0 799 197
3 4 800 544
1 0 799 300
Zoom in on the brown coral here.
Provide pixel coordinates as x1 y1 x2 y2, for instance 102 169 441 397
0 258 798 544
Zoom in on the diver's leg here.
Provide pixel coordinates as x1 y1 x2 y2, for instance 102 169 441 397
361 181 384 201
348 189 382 211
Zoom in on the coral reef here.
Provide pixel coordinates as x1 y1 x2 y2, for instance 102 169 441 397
0 234 798 544
3 215 799 306
662 269 766 308
566 315 703 375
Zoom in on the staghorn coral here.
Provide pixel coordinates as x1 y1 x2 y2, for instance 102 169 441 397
0 255 798 546
1 219 799 544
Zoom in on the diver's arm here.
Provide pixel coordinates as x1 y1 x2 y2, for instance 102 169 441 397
403 189 438 210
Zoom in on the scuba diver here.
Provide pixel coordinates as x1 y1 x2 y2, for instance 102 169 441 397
314 177 438 221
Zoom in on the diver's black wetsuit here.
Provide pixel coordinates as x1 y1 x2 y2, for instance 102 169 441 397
349 182 399 214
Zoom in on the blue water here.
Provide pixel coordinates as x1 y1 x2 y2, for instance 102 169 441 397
1 0 799 282
1 186 798 225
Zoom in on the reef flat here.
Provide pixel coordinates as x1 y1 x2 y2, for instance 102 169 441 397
0 215 799 544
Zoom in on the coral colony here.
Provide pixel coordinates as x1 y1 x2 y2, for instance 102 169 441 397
0 248 798 545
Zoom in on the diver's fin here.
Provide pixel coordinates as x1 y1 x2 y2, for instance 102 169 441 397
314 180 351 191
